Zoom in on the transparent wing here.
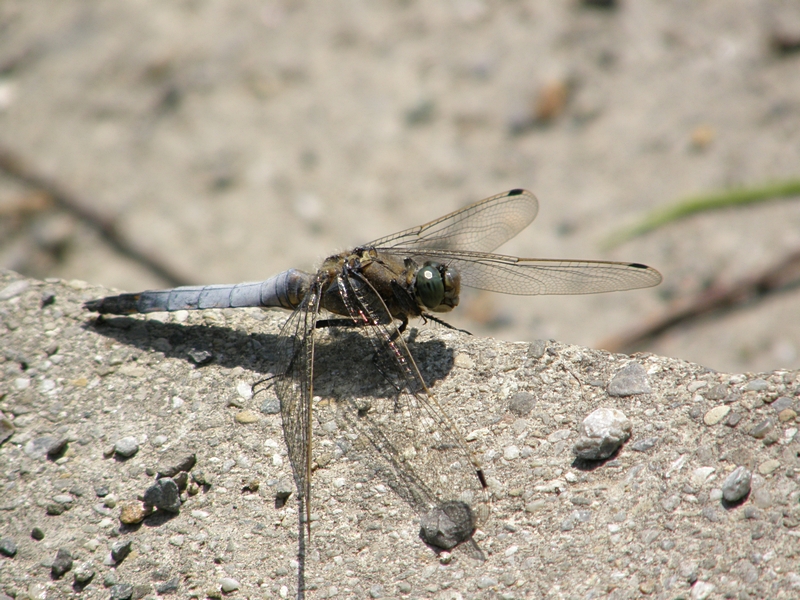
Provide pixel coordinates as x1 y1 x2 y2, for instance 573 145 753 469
367 189 538 254
381 249 663 295
333 267 489 536
275 277 324 531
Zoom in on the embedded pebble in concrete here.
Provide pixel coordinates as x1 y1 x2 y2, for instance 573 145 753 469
508 391 535 416
110 539 132 563
143 478 181 513
0 538 17 557
119 501 148 525
220 577 240 593
503 445 520 460
51 548 73 579
631 437 658 452
607 362 651 396
109 583 133 600
261 397 281 414
30 527 44 541
703 405 730 425
114 436 139 458
73 561 95 585
722 466 751 503
419 501 474 550
573 408 632 460
156 451 197 478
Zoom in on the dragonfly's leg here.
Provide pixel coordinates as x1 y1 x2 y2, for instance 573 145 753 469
422 313 472 336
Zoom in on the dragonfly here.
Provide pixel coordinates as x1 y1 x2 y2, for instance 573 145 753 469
84 188 661 556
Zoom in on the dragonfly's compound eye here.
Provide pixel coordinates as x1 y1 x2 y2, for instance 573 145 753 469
416 265 445 310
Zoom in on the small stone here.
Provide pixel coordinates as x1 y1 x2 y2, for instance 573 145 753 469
156 451 197 478
397 581 412 594
758 459 780 475
722 466 751 503
169 535 185 547
703 405 730 426
573 408 632 460
109 583 133 600
110 539 132 563
119 501 149 524
31 527 45 540
477 576 498 589
508 392 535 416
260 397 281 414
51 548 73 579
725 412 742 427
104 571 119 587
503 445 520 460
0 415 14 444
95 485 110 497
187 349 213 365
369 584 384 598
419 501 475 550
690 467 716 488
46 502 66 515
690 581 715 600
745 379 769 391
0 538 17 557
236 382 253 399
235 410 259 424
772 396 795 412
705 383 728 400
749 419 774 439
631 437 658 452
191 469 209 486
156 577 180 594
73 561 95 585
114 436 139 458
607 362 651 396
143 478 181 513
46 437 69 459
779 408 797 423
219 577 240 593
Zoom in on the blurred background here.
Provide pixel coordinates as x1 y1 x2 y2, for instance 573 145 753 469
1 0 799 374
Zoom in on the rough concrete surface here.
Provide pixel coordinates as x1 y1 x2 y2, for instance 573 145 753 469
2 271 800 599
2 1 800 376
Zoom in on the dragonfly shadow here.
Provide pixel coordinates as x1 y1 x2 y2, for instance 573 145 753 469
80 316 455 397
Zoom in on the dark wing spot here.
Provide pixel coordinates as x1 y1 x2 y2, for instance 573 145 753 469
508 188 525 196
628 263 649 269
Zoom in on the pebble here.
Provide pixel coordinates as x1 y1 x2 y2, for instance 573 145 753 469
779 409 797 422
109 583 133 600
722 466 751 502
419 502 474 550
631 437 658 452
503 445 520 460
573 408 632 460
690 581 715 600
508 391 535 416
156 577 180 594
219 577 240 593
114 436 139 458
0 538 17 557
73 561 95 585
46 437 69 459
169 534 185 547
749 419 774 439
110 539 132 563
119 501 149 525
24 436 58 459
235 410 259 424
30 527 45 541
0 414 13 444
607 362 651 396
757 459 780 475
703 405 730 426
51 548 73 579
397 582 412 594
260 397 281 414
187 349 213 365
52 494 74 505
369 584 384 598
745 379 769 391
771 396 794 412
157 451 197 478
236 382 253 399
143 478 181 513
690 467 715 488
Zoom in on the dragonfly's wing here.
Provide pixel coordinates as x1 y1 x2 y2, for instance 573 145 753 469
275 278 324 533
382 249 662 295
333 267 489 544
367 189 538 254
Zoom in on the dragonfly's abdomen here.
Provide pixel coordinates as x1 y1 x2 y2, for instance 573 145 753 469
84 269 313 315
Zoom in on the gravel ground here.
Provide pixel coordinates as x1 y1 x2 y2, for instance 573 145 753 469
2 271 799 599
2 1 800 374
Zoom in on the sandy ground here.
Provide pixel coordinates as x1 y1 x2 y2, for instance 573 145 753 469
2 0 800 373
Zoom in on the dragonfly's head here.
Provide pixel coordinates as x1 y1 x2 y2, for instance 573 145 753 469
414 261 460 313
